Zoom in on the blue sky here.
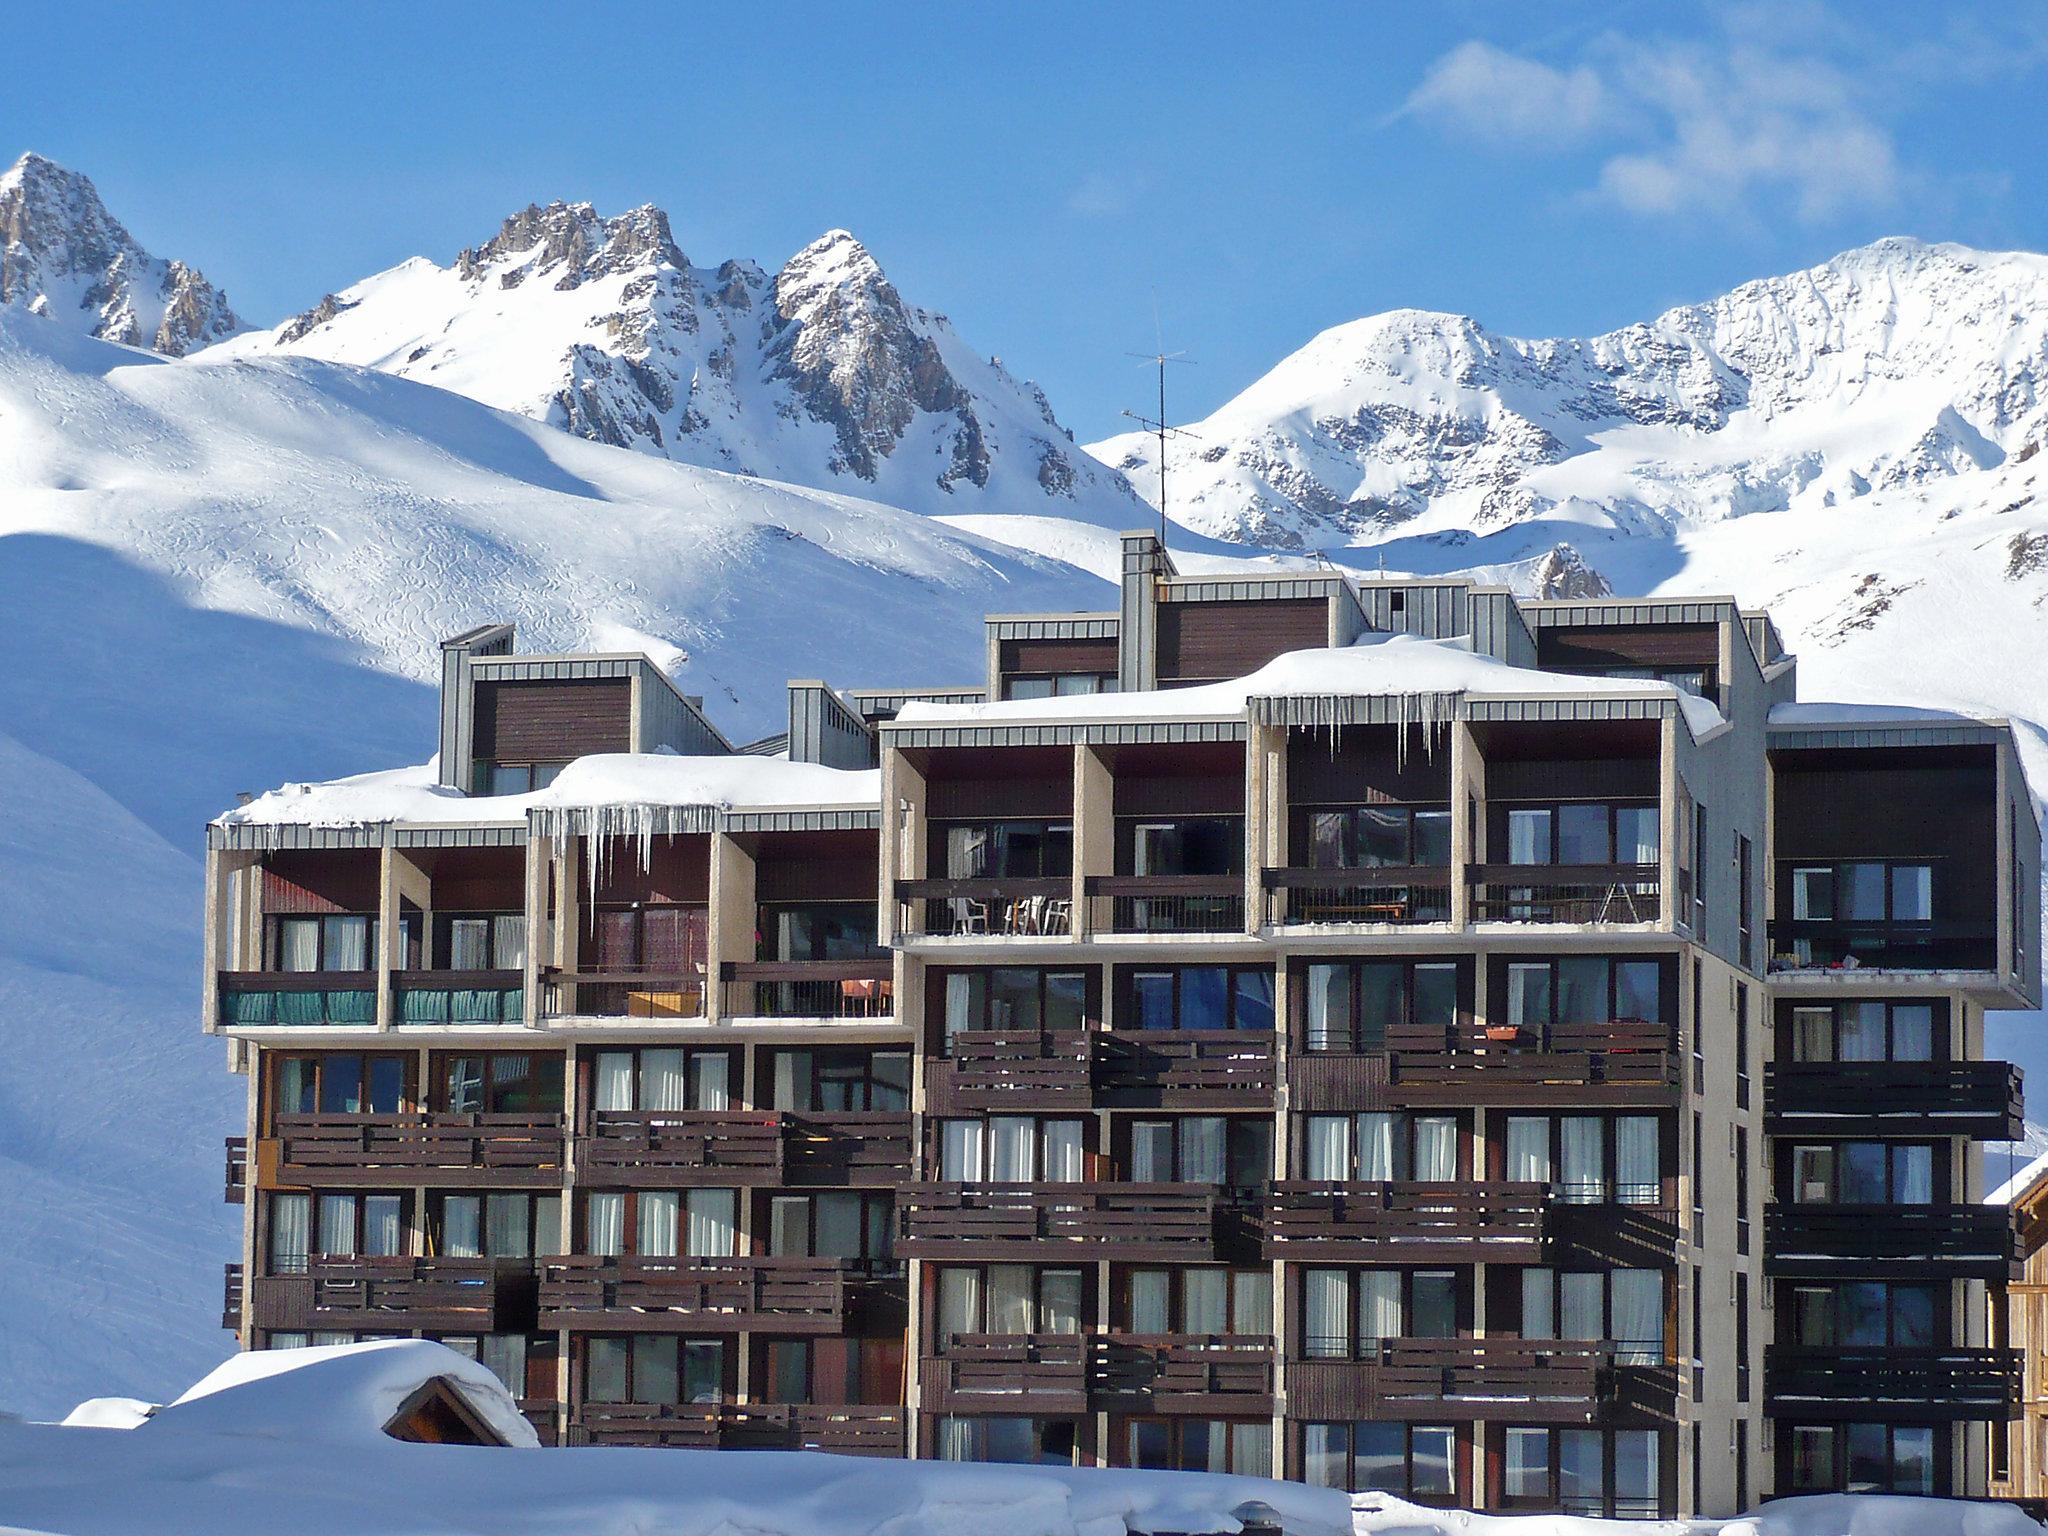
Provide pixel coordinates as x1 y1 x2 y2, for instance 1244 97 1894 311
7 1 2048 440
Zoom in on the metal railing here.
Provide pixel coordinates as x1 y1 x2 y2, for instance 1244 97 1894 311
1262 866 1454 926
1767 920 1999 974
892 878 1073 939
719 959 893 1018
1086 875 1246 935
1468 863 1661 924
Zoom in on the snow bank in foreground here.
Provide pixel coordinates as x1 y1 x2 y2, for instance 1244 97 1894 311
4 1344 2039 1536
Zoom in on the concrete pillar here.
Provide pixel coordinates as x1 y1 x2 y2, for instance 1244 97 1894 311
1075 745 1113 940
708 832 757 1023
1450 721 1484 928
881 749 928 945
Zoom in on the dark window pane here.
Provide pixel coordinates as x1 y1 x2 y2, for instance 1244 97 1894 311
1128 1419 1171 1470
988 969 1042 1032
1357 964 1405 1051
1613 962 1662 1023
1132 972 1175 1031
319 1056 364 1115
1356 808 1408 867
1838 1144 1888 1203
1232 971 1276 1032
1555 958 1608 1025
1412 966 1458 1029
1556 804 1611 864
1836 1283 1887 1347
1044 973 1088 1032
1843 865 1887 921
1413 811 1452 866
366 1057 405 1114
1410 1272 1457 1338
1310 812 1350 870
1892 1286 1936 1348
1355 1421 1407 1493
1411 1426 1455 1497
1181 969 1229 1030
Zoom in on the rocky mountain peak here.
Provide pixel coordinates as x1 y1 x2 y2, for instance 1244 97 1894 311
454 199 686 289
0 151 239 355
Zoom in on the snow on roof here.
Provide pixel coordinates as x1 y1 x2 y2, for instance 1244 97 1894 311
1988 1146 2048 1207
213 752 881 832
149 1340 540 1449
1770 701 2008 729
894 633 1728 739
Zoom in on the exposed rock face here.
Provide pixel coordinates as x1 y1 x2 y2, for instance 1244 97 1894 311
1529 543 1612 600
249 203 1145 524
0 152 239 355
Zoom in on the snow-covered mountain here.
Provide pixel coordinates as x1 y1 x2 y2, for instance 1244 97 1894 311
1088 238 2048 552
0 153 239 356
217 201 1149 524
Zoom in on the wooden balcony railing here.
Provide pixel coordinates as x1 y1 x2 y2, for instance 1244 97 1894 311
540 968 708 1019
579 1111 785 1186
1765 1347 2023 1421
271 1112 565 1186
519 1398 560 1447
1261 866 1454 927
925 1031 1093 1114
224 1136 248 1204
1765 1205 2019 1280
896 1182 1226 1262
1290 1339 1678 1424
1092 1031 1276 1109
566 1401 905 1454
893 878 1073 939
248 1256 515 1333
537 1255 850 1333
1266 1181 1549 1262
222 1262 244 1332
1384 1020 1680 1107
1768 919 2000 976
1765 1060 2023 1141
782 1112 914 1186
923 1334 1090 1413
1468 864 1661 924
1085 875 1246 935
392 969 524 1025
719 959 894 1019
217 970 378 1027
1090 1335 1275 1411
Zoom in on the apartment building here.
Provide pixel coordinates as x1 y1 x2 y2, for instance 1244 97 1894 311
204 532 2041 1519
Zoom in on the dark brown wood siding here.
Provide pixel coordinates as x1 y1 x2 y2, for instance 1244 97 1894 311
756 831 881 903
474 679 631 762
1287 725 1452 804
1536 623 1718 671
998 638 1117 676
591 834 710 904
262 851 381 913
1156 597 1328 684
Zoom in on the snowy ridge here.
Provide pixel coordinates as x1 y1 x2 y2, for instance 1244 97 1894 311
215 201 1150 524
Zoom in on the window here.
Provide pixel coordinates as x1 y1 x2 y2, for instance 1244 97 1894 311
585 1336 724 1406
1735 1127 1750 1255
1501 1114 1662 1205
1126 817 1243 877
1789 1001 1939 1063
940 821 1073 880
1122 966 1275 1032
1301 1269 1460 1359
1122 1418 1271 1475
588 903 708 973
434 912 525 970
1004 671 1116 699
1129 1116 1270 1192
270 912 416 972
582 1188 735 1257
935 1265 1085 1345
1692 803 1708 932
436 1333 558 1402
939 1117 1086 1182
1305 805 1453 869
1125 1268 1270 1335
1738 834 1754 964
1501 1428 1661 1517
1790 1142 1936 1205
1519 1268 1665 1364
593 1047 731 1112
942 969 1088 1042
757 902 883 962
767 1192 893 1263
1788 1423 1935 1494
478 760 565 796
1790 1283 1939 1348
271 1053 407 1120
1302 1423 1455 1501
767 1048 909 1113
1735 987 1750 1109
268 1190 406 1272
1301 959 1459 1053
440 1053 563 1114
432 1192 563 1258
1500 802 1659 865
1784 862 1936 927
1304 1112 1459 1182
934 1416 1078 1465
1502 957 1665 1036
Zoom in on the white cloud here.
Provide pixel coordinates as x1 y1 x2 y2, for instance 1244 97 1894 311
1403 40 1614 144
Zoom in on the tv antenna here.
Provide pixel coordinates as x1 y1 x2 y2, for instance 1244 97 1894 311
1123 348 1196 550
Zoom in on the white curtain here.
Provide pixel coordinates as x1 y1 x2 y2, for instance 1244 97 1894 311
990 1117 1036 1181
768 1197 808 1258
441 1195 483 1258
1182 1118 1227 1185
533 1193 563 1257
1304 1117 1350 1181
450 918 489 970
594 1052 635 1113
492 914 526 970
1356 1113 1396 1180
641 1049 688 1112
1041 1270 1083 1334
1131 1122 1174 1183
937 1268 981 1345
1507 1117 1552 1183
1231 1421 1274 1478
944 973 980 1045
936 1416 977 1461
318 1193 358 1256
1041 1121 1084 1182
691 1054 730 1111
1560 1272 1604 1340
1412 1116 1457 1181
363 1195 403 1257
639 1191 681 1257
773 1051 806 1112
327 916 369 970
685 1189 736 1257
1359 1270 1402 1355
1506 964 1549 1031
1560 1117 1606 1203
1521 1268 1557 1338
1508 809 1550 864
279 918 320 973
1896 1146 1934 1205
1615 1117 1659 1205
586 1193 625 1256
940 1119 985 1181
270 1193 311 1273
1611 1270 1662 1364
479 1334 527 1396
1303 1270 1350 1358
1131 1271 1172 1334
486 1193 529 1258
988 1264 1033 1334
1233 1271 1273 1337
1184 1270 1227 1334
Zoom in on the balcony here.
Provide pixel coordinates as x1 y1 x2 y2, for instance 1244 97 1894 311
1765 1060 2023 1141
1265 1181 1549 1263
719 960 894 1019
1290 1339 1678 1425
567 1402 906 1454
781 1113 915 1187
1765 1205 2019 1281
1768 921 2000 976
1468 864 1661 925
1261 867 1454 928
895 1182 1232 1262
217 971 378 1027
1085 875 1245 936
925 1031 1093 1114
392 969 524 1025
222 1262 244 1332
539 968 706 1019
1385 1021 1681 1108
1765 1347 2022 1421
225 1137 247 1204
537 1256 852 1333
1090 1335 1275 1413
1091 1031 1276 1110
248 1257 520 1333
270 1112 565 1187
519 1399 560 1446
893 878 1072 940
923 1334 1090 1414
580 1111 786 1186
